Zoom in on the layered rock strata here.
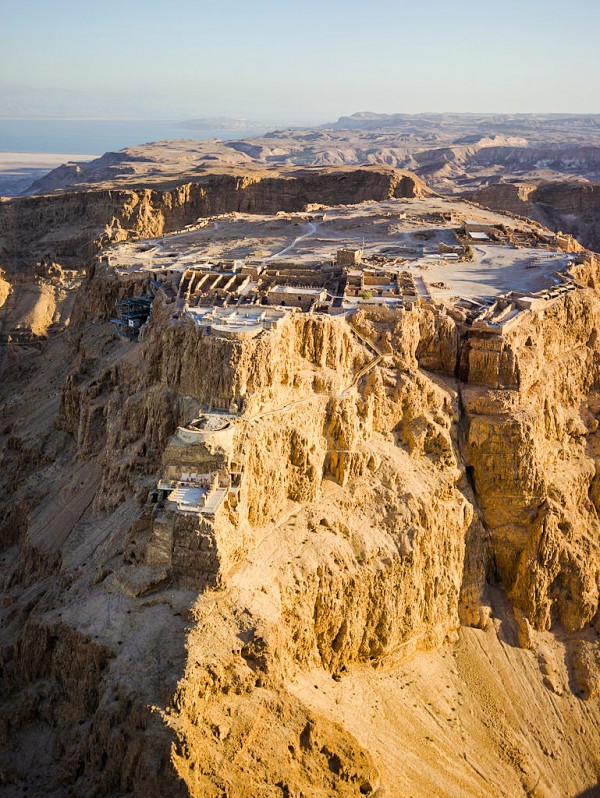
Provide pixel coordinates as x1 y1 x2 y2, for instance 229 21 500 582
1 207 600 797
468 180 600 252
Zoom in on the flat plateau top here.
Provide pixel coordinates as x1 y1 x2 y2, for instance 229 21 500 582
421 245 569 301
106 197 573 304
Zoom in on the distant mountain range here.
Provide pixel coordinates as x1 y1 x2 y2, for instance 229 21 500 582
23 112 600 200
326 111 600 139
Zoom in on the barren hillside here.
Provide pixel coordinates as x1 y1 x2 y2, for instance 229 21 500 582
0 168 599 798
467 181 600 252
20 114 600 200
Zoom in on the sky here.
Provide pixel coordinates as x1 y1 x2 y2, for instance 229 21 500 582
1 0 600 121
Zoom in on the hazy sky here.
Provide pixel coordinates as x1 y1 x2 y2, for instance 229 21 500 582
1 0 599 120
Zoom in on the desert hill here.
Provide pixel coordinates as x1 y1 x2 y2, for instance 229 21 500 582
24 113 600 199
0 165 599 797
19 114 600 259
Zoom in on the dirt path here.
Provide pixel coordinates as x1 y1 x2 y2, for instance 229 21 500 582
264 222 319 261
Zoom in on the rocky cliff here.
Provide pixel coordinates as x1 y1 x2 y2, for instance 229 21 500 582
1 168 429 264
21 117 600 196
1 193 600 797
467 181 600 252
0 167 428 343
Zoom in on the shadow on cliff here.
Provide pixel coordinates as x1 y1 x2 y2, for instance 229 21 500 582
574 784 600 798
488 585 521 648
0 491 193 797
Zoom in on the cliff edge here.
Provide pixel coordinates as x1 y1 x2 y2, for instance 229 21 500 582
0 175 599 798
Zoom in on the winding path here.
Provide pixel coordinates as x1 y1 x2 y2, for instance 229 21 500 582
264 222 319 261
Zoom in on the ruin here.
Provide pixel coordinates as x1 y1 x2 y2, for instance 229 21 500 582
266 284 328 309
4 162 600 798
186 306 288 338
110 296 154 338
104 199 575 342
336 248 363 266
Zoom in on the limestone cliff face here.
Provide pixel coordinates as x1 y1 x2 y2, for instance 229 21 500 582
2 258 484 794
2 241 600 795
148 269 600 796
468 180 600 252
142 304 366 417
6 261 600 793
162 280 600 796
142 302 479 797
463 284 600 639
55 339 184 512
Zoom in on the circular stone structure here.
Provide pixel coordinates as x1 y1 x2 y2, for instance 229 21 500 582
209 322 263 339
175 413 235 445
187 414 231 433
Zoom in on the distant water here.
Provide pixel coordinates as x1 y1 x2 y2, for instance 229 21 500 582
0 118 269 155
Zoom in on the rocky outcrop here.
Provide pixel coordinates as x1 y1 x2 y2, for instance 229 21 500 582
468 180 600 252
150 262 600 796
462 290 600 640
0 167 429 271
2 196 600 796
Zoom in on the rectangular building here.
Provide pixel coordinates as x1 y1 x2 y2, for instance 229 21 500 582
266 285 327 309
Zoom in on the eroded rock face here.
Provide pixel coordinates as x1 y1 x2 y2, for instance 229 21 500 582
0 166 429 345
0 168 429 269
468 180 600 252
1 196 600 797
463 287 600 635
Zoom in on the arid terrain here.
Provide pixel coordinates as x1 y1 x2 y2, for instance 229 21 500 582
19 113 600 196
10 112 600 254
1 157 599 798
0 152 97 197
